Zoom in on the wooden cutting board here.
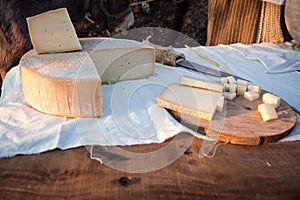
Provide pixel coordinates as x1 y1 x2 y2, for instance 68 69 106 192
170 91 297 145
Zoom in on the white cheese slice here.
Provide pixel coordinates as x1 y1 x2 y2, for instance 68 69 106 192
223 92 236 100
20 50 101 118
178 76 224 93
262 93 281 108
26 8 82 53
157 83 222 120
80 38 155 84
258 103 278 122
247 84 261 94
244 91 259 101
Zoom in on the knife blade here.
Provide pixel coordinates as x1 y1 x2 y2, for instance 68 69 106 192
175 58 248 81
143 38 248 81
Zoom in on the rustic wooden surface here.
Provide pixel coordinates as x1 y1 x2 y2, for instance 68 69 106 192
0 136 299 199
171 91 297 145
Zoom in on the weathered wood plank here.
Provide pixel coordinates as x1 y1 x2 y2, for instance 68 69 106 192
0 137 299 199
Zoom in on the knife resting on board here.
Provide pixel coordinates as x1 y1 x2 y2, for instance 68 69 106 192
143 39 248 81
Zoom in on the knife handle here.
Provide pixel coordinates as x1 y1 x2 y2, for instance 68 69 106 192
143 37 185 66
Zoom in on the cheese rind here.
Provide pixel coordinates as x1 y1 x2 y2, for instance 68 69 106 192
262 93 281 108
80 38 155 84
258 103 278 122
20 50 102 118
179 76 224 92
157 83 222 120
244 91 259 101
26 8 82 54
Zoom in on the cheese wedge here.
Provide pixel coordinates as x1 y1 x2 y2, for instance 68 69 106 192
157 83 222 120
26 8 82 53
179 76 224 92
258 103 278 122
80 38 155 84
20 50 101 118
262 93 281 108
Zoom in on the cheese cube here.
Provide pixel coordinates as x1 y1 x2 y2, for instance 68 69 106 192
248 85 261 94
258 103 278 122
227 76 236 84
262 93 281 108
157 84 222 120
26 8 82 53
178 76 224 93
223 92 236 100
237 79 248 86
224 83 237 93
237 85 247 96
244 91 259 101
221 77 228 84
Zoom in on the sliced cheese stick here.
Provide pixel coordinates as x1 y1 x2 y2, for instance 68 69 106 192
179 76 224 92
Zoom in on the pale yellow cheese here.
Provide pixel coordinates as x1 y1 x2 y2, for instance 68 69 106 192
226 76 236 84
26 8 82 53
236 85 247 96
262 93 281 108
224 83 237 93
236 79 248 86
223 92 236 100
221 77 228 84
157 83 222 120
20 50 101 118
178 76 224 93
216 96 225 112
80 38 155 84
244 91 259 101
258 103 278 122
247 85 261 94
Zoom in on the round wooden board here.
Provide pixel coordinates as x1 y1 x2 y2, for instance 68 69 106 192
170 91 297 145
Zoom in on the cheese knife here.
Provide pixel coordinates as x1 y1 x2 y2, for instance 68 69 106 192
143 39 248 81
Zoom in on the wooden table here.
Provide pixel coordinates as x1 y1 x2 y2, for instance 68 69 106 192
0 134 299 199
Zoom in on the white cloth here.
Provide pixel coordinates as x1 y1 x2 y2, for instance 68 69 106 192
225 43 300 74
0 41 299 158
